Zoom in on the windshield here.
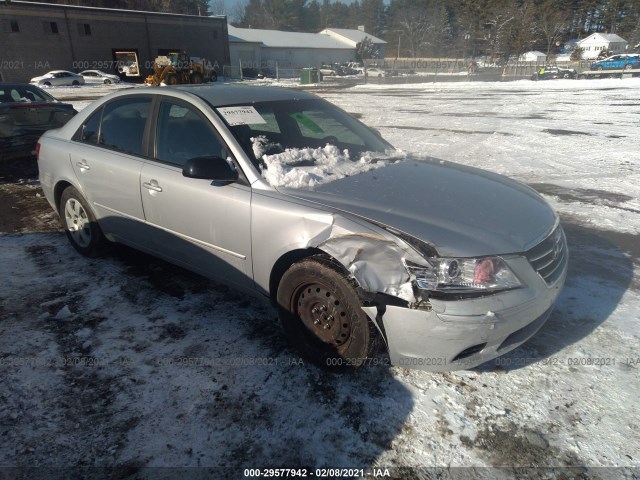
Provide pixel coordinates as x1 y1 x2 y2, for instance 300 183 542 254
218 99 392 165
217 98 400 188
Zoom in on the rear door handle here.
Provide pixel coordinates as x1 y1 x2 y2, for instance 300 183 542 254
76 160 90 171
143 181 163 193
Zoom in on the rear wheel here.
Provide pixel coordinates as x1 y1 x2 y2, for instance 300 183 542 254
596 65 604 71
277 256 379 369
72 80 79 86
190 72 203 84
59 186 107 257
104 78 112 84
623 64 633 71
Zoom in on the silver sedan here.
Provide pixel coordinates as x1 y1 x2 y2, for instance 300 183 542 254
30 70 86 87
37 85 567 371
79 70 121 84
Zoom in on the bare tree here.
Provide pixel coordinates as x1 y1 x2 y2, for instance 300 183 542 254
537 0 569 57
506 0 538 58
209 0 226 16
397 8 432 57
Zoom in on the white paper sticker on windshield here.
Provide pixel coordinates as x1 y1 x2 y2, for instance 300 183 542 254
216 106 266 126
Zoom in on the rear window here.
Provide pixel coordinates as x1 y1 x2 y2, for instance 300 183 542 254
0 86 55 103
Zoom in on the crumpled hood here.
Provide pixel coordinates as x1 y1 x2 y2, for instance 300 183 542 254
277 158 557 257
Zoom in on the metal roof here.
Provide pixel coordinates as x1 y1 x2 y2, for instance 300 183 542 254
319 28 386 45
227 25 353 50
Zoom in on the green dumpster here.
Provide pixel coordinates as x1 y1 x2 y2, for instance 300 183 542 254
300 68 321 84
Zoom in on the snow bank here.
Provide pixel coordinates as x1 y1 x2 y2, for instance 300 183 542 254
253 136 404 189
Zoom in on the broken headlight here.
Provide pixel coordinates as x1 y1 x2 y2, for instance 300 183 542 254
404 257 521 294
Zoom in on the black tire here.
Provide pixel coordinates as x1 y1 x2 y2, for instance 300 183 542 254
59 186 107 257
623 64 632 71
72 80 79 86
190 72 203 84
104 78 112 84
277 255 379 370
210 71 218 82
43 82 51 87
164 73 178 85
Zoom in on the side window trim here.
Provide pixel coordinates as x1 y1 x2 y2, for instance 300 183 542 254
73 106 104 144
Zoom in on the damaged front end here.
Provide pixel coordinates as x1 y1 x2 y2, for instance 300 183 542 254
312 224 567 372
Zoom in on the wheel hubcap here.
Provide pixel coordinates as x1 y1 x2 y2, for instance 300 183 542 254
295 283 352 347
64 198 91 248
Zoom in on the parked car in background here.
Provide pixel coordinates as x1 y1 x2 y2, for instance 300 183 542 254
590 54 640 71
37 85 567 372
532 66 577 80
319 65 336 76
365 67 388 77
0 83 76 161
30 70 86 87
80 70 121 84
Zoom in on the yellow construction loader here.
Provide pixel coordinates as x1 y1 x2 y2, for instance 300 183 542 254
145 52 217 86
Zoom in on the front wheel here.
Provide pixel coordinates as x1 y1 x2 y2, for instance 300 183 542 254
72 80 79 86
164 73 179 85
104 78 112 84
59 186 107 257
277 256 379 369
623 64 633 71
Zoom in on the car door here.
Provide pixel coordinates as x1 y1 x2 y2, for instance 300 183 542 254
82 71 98 83
69 96 152 247
608 56 623 69
56 72 70 86
140 98 253 289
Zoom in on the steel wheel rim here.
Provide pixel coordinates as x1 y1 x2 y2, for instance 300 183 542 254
293 282 352 348
64 198 91 248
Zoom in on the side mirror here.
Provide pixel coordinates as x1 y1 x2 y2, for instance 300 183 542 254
182 156 238 183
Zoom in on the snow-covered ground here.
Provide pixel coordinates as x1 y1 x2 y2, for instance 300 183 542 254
1 78 639 478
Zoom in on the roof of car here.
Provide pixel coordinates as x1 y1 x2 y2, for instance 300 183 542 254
173 84 319 106
0 83 43 88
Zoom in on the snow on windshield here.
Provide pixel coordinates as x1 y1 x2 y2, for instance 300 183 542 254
253 136 404 189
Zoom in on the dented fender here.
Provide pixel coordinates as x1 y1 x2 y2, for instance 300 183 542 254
250 189 425 301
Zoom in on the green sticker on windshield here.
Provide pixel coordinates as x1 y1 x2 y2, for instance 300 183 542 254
290 113 324 134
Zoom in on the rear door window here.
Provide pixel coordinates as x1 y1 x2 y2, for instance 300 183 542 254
99 98 151 156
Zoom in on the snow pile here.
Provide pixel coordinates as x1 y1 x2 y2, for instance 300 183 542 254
253 136 404 189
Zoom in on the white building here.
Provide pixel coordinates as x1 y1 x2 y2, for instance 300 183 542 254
228 25 356 73
319 27 387 58
518 51 547 62
577 33 628 59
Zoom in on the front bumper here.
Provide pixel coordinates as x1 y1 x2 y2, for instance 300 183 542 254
362 253 567 371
